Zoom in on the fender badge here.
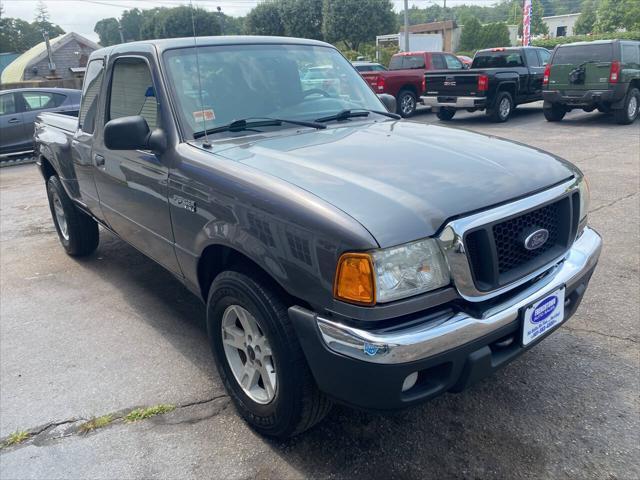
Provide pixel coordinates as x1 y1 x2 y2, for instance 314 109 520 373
363 342 388 356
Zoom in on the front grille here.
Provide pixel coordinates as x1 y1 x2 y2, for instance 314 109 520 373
464 193 579 291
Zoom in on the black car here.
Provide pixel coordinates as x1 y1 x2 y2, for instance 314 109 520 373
422 47 551 122
0 87 81 156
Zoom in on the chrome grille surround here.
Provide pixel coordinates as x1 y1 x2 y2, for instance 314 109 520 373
436 178 581 302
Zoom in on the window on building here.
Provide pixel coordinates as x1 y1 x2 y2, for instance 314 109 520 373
108 57 158 129
556 26 567 37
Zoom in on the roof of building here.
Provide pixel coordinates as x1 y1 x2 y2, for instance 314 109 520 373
1 32 100 84
400 20 457 33
542 13 581 20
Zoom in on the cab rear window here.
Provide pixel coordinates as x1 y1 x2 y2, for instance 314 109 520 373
472 51 524 68
552 44 612 64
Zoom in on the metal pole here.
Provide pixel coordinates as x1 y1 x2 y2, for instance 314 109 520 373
118 24 125 43
403 0 409 52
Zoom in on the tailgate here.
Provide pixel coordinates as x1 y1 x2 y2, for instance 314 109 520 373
424 72 479 97
360 72 381 91
549 62 612 91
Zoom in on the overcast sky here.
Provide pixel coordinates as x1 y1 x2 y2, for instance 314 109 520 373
1 0 497 43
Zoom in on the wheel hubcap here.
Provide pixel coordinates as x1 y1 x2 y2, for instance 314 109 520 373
221 305 276 404
402 95 415 114
52 192 69 240
499 98 511 118
628 96 638 119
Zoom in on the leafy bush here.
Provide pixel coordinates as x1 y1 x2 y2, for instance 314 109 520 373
532 31 640 49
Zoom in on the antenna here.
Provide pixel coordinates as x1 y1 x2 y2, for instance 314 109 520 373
190 0 211 148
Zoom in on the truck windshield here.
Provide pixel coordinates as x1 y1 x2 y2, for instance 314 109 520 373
163 43 385 138
552 44 613 64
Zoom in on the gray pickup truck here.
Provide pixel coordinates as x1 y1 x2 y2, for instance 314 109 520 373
34 36 602 438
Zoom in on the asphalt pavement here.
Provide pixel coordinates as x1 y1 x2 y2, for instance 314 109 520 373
1 103 638 479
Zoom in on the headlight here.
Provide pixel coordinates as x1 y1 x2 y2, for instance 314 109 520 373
578 175 590 222
334 238 450 305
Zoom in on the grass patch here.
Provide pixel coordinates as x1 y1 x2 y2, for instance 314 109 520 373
124 404 175 423
78 415 113 434
3 430 30 447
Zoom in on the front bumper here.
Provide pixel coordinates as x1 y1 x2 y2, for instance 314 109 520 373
421 95 486 109
289 227 601 410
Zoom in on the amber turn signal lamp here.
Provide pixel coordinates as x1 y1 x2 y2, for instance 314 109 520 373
334 253 375 305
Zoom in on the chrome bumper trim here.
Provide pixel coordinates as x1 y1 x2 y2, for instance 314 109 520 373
317 227 601 364
421 96 485 108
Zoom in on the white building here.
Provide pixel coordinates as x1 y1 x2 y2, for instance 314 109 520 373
543 13 581 38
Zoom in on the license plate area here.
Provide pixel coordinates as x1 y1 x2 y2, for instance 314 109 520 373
438 96 456 103
522 287 566 346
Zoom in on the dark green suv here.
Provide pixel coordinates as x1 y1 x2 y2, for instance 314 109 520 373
542 39 640 124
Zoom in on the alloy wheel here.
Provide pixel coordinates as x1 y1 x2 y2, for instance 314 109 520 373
499 97 511 119
628 95 638 121
221 304 277 404
401 94 415 116
52 191 69 240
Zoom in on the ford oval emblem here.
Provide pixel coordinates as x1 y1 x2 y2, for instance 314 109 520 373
531 296 558 323
524 228 549 251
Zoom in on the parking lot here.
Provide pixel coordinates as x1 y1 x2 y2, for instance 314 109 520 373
0 103 638 479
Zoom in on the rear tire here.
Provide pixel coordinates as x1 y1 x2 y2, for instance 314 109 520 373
46 175 99 256
396 89 417 117
487 91 513 122
207 269 331 438
613 88 639 125
436 107 456 121
543 101 566 122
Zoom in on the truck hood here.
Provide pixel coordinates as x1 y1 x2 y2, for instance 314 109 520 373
215 120 576 248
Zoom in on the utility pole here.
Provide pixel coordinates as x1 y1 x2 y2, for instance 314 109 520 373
217 6 224 35
403 0 409 52
118 23 125 43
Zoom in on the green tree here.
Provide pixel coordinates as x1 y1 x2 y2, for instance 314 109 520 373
622 0 640 31
120 8 142 42
156 6 220 39
278 0 323 40
531 0 549 35
244 2 285 36
459 17 482 51
139 8 166 40
94 18 120 46
479 22 511 48
594 0 625 32
574 0 597 34
322 0 396 51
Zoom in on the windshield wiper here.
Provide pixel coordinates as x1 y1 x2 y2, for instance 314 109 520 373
193 117 325 139
315 109 400 123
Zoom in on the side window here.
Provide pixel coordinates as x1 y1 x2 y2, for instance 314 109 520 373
52 93 67 107
20 92 55 110
0 93 16 115
537 49 551 66
505 53 524 67
108 57 158 129
79 60 104 134
444 55 464 70
621 44 640 68
524 49 540 67
431 54 446 69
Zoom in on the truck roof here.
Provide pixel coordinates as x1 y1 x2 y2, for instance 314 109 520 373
91 35 332 58
556 39 639 47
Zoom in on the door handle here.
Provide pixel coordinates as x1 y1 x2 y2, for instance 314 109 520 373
94 154 105 167
8 118 20 123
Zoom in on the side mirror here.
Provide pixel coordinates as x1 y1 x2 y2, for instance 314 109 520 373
378 93 397 114
104 115 166 153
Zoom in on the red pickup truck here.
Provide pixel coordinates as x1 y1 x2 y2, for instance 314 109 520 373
361 51 465 117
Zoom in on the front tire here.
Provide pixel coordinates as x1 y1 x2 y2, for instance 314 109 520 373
543 101 567 122
46 175 99 256
487 91 513 122
396 90 417 117
614 88 639 125
436 107 456 121
207 269 331 438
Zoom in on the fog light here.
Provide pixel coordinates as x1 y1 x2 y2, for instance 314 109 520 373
401 372 418 392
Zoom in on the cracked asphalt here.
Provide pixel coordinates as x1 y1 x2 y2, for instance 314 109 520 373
1 103 638 479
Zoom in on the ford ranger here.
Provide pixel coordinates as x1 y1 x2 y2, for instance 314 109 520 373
34 36 601 438
422 46 551 122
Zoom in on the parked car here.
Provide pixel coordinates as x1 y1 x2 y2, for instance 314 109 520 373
542 39 640 124
35 36 601 439
422 46 551 122
457 55 473 68
360 51 465 117
0 88 80 156
352 61 387 73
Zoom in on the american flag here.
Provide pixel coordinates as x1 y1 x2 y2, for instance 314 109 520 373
523 0 532 46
